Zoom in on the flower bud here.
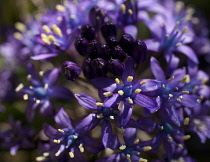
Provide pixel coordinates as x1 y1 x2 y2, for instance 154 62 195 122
106 36 119 48
132 39 148 64
111 45 126 62
81 25 95 41
108 59 124 76
82 58 93 79
97 44 111 60
91 58 107 77
101 21 117 39
61 61 81 81
119 33 134 54
89 7 105 30
74 38 89 56
87 40 100 59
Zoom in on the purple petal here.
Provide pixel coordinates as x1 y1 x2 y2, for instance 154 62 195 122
48 86 73 99
96 153 121 162
92 78 117 92
134 94 158 109
120 102 133 128
43 124 63 139
55 107 73 128
39 100 54 117
123 128 136 145
76 113 100 134
180 94 200 108
122 57 135 85
124 25 138 39
102 121 113 148
31 53 58 60
83 135 104 154
144 39 160 52
137 117 157 132
10 145 19 155
103 94 120 107
43 68 60 86
176 45 198 64
131 154 140 162
75 93 97 110
150 57 165 81
25 101 39 122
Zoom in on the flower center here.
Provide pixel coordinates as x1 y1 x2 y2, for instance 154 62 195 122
34 87 47 99
101 107 114 117
122 85 133 98
161 122 174 134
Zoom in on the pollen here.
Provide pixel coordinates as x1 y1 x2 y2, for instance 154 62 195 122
140 80 147 85
55 150 61 156
42 25 51 34
182 27 188 34
36 100 41 104
184 117 190 125
23 94 28 100
176 42 182 46
96 114 104 119
202 79 208 84
13 32 23 40
115 78 120 84
143 146 152 151
134 89 141 94
120 4 126 14
140 158 148 162
36 156 46 161
15 83 24 92
169 94 173 98
126 154 131 160
69 152 74 158
118 101 123 111
182 135 191 140
79 144 84 152
15 22 26 32
177 98 182 102
56 4 66 12
128 9 133 15
27 74 32 80
178 144 184 149
127 76 133 82
182 91 189 94
134 139 139 144
181 75 190 83
52 24 63 37
96 102 103 106
168 136 173 142
58 129 65 133
48 35 56 43
128 98 133 104
73 135 78 139
39 71 44 77
118 90 124 96
168 76 174 81
44 84 48 91
110 116 114 119
103 92 113 97
53 139 61 143
42 37 51 45
119 145 126 150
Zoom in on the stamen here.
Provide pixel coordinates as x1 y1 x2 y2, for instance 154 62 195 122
15 83 24 92
42 25 51 34
56 4 66 12
73 135 78 139
181 75 190 83
53 139 61 143
177 98 182 102
126 154 131 160
27 74 31 80
69 152 74 158
162 84 166 88
70 14 76 19
103 92 113 97
140 158 148 162
202 79 208 84
118 101 123 111
128 9 133 15
52 24 63 37
140 80 146 85
15 22 26 32
115 78 120 84
136 152 140 155
176 42 182 46
36 156 46 161
118 90 124 96
160 126 164 130
13 32 23 40
166 34 169 38
79 144 84 153
143 146 152 151
39 71 44 77
193 86 198 93
43 152 49 157
178 144 184 149
175 1 184 13
168 136 173 142
58 129 65 133
134 139 139 144
168 76 174 81
182 27 188 34
42 37 51 45
96 114 104 119
48 35 56 43
182 135 191 140
36 100 41 104
182 91 189 94
44 84 48 91
110 116 114 119
134 89 141 94
169 94 173 98
119 145 126 150
120 4 126 14
127 76 133 82
96 102 103 106
128 98 133 104
23 94 28 100
55 150 61 156
184 117 190 125
57 16 63 21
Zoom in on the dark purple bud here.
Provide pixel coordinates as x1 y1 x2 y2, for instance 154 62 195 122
101 21 117 39
106 36 119 48
81 25 95 41
119 33 134 54
89 7 105 30
61 61 81 81
82 58 94 79
91 58 107 77
132 39 148 64
111 45 127 62
87 40 100 59
108 59 124 76
75 38 89 56
97 44 111 60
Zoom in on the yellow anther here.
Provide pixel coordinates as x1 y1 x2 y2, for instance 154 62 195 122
118 101 123 111
69 152 74 158
181 75 190 83
176 43 182 46
118 90 124 96
103 92 113 97
96 102 103 106
58 129 64 133
39 71 44 77
166 34 169 38
73 135 78 139
56 4 66 12
96 114 104 119
42 37 51 45
128 98 133 104
120 4 126 14
182 91 189 94
15 83 24 92
178 144 184 149
110 116 114 119
202 79 208 84
177 98 182 102
43 152 49 157
15 22 26 32
134 89 141 94
162 84 166 88
115 78 120 84
13 32 23 40
127 76 133 82
48 35 56 43
53 139 61 143
36 100 40 104
27 74 31 80
44 84 48 91
126 154 131 159
57 16 63 21
182 27 188 34
193 86 198 93
119 145 126 150
168 76 174 81
140 80 146 85
55 150 61 156
140 158 148 162
23 94 28 100
41 33 48 38
169 94 173 98
128 9 133 15
136 152 140 155
134 139 139 144
36 156 46 161
52 24 63 37
192 17 199 24
182 135 191 140
168 136 173 142
42 25 51 34
160 126 164 130
79 144 84 153
175 1 184 13
143 146 152 151
184 117 190 125
70 14 76 19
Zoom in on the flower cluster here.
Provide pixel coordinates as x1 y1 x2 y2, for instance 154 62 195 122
0 0 210 161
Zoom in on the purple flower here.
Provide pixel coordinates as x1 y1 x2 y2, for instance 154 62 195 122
92 57 161 127
43 108 104 161
0 116 35 155
16 63 73 122
61 61 81 81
